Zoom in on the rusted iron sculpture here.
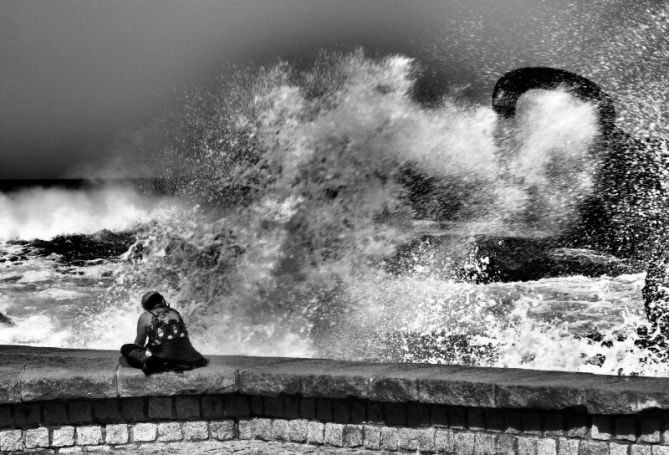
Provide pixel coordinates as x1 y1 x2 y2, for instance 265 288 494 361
493 67 669 339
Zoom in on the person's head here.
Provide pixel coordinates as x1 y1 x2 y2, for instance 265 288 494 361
141 291 167 311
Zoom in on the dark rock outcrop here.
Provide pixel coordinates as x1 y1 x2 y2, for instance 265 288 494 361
11 229 136 265
641 254 669 341
473 236 643 283
386 227 642 283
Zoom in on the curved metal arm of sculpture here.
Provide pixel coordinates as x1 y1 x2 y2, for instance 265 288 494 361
491 66 669 257
492 67 618 138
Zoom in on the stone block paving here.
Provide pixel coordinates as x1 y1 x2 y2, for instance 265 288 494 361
69 439 470 454
7 393 669 454
3 416 669 454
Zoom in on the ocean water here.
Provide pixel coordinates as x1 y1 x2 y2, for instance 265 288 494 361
0 185 181 348
2 1 669 376
0 212 653 376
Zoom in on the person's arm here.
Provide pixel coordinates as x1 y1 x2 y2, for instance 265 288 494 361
134 313 149 347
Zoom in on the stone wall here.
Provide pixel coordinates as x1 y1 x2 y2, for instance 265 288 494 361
3 345 669 453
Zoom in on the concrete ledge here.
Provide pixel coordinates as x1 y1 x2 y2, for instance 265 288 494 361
118 356 291 398
4 346 669 455
3 345 669 414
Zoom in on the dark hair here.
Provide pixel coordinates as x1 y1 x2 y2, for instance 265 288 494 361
141 291 166 311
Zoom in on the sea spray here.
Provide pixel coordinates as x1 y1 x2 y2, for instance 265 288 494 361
0 185 181 242
83 50 631 367
13 50 650 375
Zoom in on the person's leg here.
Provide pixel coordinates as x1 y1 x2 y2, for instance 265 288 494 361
120 344 146 369
142 355 170 375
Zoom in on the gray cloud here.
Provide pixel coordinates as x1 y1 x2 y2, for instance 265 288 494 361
0 0 612 178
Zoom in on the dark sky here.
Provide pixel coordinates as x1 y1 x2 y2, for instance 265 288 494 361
0 0 614 178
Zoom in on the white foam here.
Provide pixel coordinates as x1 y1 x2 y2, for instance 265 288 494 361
36 288 87 301
18 269 56 283
0 186 181 241
0 314 70 347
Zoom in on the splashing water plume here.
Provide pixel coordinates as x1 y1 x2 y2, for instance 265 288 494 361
59 50 658 375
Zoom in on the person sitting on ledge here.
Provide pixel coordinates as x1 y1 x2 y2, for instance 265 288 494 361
121 291 208 375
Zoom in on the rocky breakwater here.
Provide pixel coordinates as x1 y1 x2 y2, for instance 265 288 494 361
9 229 136 267
0 229 136 326
386 222 643 284
3 345 669 453
472 236 644 284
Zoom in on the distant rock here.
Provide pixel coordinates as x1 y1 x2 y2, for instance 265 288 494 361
474 236 644 283
14 229 136 265
386 225 644 283
0 311 14 327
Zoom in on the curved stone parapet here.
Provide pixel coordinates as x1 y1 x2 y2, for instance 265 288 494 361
3 345 669 453
3 345 669 415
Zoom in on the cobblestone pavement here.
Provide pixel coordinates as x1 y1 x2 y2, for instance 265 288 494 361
104 440 386 454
